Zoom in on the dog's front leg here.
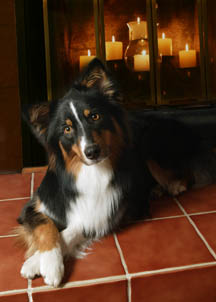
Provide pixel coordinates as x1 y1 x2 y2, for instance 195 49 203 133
21 216 64 287
60 227 91 259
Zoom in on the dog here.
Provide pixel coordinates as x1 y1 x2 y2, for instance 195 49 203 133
17 58 216 287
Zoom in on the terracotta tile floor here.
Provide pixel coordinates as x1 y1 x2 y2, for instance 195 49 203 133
0 172 216 301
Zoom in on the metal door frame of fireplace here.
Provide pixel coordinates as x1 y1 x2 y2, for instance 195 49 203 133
42 0 212 106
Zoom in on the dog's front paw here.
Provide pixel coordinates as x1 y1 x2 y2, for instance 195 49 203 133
21 252 40 279
40 247 64 287
72 240 92 259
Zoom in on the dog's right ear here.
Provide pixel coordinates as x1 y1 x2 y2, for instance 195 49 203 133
22 103 50 147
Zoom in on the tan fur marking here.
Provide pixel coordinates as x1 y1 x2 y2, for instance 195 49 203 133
71 143 83 160
35 198 42 213
81 68 103 88
66 119 73 126
33 219 60 252
13 226 36 259
29 104 48 123
59 141 82 178
14 196 60 257
83 109 90 117
80 68 116 98
48 152 56 171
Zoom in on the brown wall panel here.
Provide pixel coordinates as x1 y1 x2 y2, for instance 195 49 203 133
0 0 15 25
0 26 19 88
0 87 22 171
0 1 22 172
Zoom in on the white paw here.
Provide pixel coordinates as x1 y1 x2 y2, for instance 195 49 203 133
72 241 92 259
21 252 40 279
167 181 187 196
40 246 64 287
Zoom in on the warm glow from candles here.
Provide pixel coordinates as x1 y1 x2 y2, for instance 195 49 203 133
137 17 140 24
179 44 196 68
88 49 91 56
134 50 149 71
105 36 123 61
158 32 172 56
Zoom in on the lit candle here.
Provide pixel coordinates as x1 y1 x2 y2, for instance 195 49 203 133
179 44 197 68
134 50 150 71
105 36 123 61
127 17 148 41
158 33 172 56
79 50 96 70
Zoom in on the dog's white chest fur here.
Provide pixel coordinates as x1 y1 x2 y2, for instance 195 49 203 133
66 160 121 236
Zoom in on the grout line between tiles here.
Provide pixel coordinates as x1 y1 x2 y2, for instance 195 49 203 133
130 261 216 278
28 174 34 301
2 261 216 297
189 210 216 216
30 173 35 198
174 198 216 260
29 261 216 295
0 288 28 297
27 279 33 302
31 275 127 293
0 234 18 239
113 233 131 302
144 214 185 222
0 197 30 202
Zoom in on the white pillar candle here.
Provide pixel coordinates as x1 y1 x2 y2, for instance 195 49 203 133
105 36 123 61
179 44 196 68
158 33 172 56
134 50 150 71
127 17 148 41
79 50 96 70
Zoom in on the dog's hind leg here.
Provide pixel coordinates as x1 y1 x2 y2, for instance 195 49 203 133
147 160 187 196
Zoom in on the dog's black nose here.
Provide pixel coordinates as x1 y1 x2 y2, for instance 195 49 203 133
84 144 100 160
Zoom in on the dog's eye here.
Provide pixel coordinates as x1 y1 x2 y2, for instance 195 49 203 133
64 126 73 134
91 113 100 121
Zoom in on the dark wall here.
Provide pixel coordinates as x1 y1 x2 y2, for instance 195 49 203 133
16 0 47 167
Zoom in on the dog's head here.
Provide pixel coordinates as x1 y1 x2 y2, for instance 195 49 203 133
24 59 129 171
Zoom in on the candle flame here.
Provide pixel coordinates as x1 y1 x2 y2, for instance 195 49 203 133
88 49 91 56
137 17 140 24
162 32 165 39
112 35 115 42
185 44 189 51
141 50 146 56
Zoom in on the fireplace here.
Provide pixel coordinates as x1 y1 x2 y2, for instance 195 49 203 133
43 0 216 108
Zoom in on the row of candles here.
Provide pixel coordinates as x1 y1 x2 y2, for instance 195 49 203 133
79 17 197 71
80 40 197 71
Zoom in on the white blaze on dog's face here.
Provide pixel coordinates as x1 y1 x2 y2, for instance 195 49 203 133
68 101 102 166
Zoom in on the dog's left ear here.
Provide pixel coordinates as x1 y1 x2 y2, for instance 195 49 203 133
75 58 123 101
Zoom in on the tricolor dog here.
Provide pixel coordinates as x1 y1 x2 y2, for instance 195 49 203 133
17 58 216 287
